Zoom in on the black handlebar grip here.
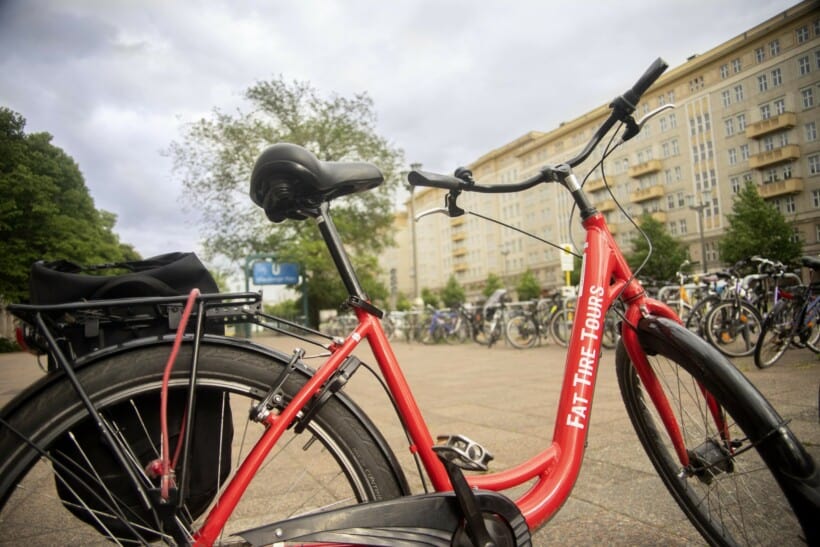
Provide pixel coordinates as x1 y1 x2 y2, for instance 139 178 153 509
622 57 669 110
408 170 463 191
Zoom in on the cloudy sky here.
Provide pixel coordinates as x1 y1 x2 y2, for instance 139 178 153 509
0 0 799 261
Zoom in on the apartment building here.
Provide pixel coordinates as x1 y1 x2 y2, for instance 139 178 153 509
385 1 820 300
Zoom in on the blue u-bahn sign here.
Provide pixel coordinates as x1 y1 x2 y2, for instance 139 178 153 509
252 261 300 285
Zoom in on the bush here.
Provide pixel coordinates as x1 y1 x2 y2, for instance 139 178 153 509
0 337 21 353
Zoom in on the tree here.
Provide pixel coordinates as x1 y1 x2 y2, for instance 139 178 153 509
483 273 503 297
719 182 802 266
627 212 689 282
0 108 139 304
440 275 465 308
516 270 541 301
420 287 440 308
168 77 404 326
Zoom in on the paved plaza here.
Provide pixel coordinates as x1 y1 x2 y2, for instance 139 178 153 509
1 336 817 545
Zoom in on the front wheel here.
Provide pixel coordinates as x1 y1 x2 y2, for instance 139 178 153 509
616 322 818 546
0 343 406 544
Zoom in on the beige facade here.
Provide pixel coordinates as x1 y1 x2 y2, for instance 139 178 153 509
385 1 820 301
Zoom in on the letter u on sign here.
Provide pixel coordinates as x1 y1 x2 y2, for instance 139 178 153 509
252 262 300 285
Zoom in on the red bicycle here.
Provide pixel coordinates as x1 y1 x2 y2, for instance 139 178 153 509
2 59 818 546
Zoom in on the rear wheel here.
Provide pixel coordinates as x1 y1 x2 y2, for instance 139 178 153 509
505 315 538 349
549 309 574 347
684 295 719 337
703 300 762 357
754 299 795 368
0 343 405 545
616 325 818 546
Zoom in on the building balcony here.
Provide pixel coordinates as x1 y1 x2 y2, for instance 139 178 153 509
745 112 797 139
758 178 804 199
454 263 468 273
650 211 668 223
451 216 466 226
453 247 468 257
585 177 607 192
628 159 662 178
597 199 617 212
749 144 801 169
629 184 665 203
452 232 467 242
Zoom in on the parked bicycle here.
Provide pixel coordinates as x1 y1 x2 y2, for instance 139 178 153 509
754 256 820 368
504 292 563 349
2 59 817 546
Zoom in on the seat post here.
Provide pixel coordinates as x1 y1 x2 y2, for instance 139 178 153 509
315 202 368 301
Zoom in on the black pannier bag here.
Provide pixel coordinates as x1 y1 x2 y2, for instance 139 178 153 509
29 251 224 364
29 252 233 538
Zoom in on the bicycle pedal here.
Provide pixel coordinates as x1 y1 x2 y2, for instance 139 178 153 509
435 434 493 471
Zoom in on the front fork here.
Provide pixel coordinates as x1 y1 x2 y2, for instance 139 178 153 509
621 302 731 470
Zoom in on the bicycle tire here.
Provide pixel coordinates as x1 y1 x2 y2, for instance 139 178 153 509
803 299 820 353
754 299 794 368
684 294 720 337
505 315 538 349
617 320 819 546
549 309 573 347
703 300 763 357
0 342 405 545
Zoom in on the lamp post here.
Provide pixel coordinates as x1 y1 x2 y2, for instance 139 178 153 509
409 163 422 301
501 246 510 287
688 189 712 273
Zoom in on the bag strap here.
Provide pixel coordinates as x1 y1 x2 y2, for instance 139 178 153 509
90 275 180 300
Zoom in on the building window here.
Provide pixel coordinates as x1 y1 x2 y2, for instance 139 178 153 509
757 74 768 92
669 222 678 235
669 113 677 128
803 87 815 109
761 104 771 119
771 68 782 87
660 117 668 132
763 135 775 152
813 189 820 208
740 144 750 161
816 50 820 70
666 194 675 210
734 84 744 101
689 76 704 92
732 58 742 73
806 121 818 141
674 166 682 181
671 140 679 155
679 219 688 234
737 113 747 131
728 148 738 165
755 47 765 63
809 154 820 175
816 224 820 242
731 176 741 193
668 91 675 104
724 118 735 136
774 98 786 115
722 90 731 107
770 39 780 56
720 64 729 79
798 56 811 76
796 25 809 44
784 196 796 214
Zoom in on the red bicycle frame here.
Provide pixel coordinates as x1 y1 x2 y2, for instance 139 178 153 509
193 208 704 545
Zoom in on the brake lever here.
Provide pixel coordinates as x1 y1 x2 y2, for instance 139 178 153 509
619 103 676 144
415 208 450 221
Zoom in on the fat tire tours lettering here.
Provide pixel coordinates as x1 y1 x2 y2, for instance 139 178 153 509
566 284 605 430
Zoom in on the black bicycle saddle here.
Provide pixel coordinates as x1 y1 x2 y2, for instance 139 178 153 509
249 143 384 222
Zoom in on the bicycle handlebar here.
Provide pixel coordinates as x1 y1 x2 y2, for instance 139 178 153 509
409 57 668 194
